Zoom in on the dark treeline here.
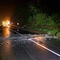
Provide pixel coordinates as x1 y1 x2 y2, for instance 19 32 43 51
10 0 60 30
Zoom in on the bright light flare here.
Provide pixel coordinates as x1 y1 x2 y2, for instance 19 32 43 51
8 21 10 24
2 21 10 27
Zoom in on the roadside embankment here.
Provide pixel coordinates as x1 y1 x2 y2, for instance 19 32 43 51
23 28 60 39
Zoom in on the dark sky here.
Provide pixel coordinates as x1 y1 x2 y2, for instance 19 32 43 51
0 0 60 24
0 0 19 24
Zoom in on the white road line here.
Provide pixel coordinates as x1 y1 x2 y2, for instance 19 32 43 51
11 30 60 57
28 38 60 57
10 28 23 36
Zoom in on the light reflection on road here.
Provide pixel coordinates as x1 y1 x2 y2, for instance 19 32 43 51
2 27 10 38
0 27 60 60
33 36 46 47
1 27 14 60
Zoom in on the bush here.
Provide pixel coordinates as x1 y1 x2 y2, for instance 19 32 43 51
47 29 59 36
57 32 60 35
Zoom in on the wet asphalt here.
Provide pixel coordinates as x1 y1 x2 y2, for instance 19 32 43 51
0 27 60 60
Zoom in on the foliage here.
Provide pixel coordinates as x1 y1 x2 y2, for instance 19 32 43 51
28 16 33 23
35 13 48 26
57 32 60 35
47 29 59 36
11 0 60 34
28 4 37 14
47 16 55 26
52 13 60 27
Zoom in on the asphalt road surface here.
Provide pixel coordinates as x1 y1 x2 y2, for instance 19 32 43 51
0 27 60 60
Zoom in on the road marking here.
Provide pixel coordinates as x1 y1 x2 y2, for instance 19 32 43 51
28 38 60 57
11 30 60 57
10 29 23 36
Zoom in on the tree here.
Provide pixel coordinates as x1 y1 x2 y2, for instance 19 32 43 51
35 13 48 26
52 13 60 30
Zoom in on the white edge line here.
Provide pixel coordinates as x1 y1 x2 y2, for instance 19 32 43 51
28 38 60 57
11 30 60 57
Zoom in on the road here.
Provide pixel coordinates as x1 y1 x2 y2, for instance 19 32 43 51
0 27 60 60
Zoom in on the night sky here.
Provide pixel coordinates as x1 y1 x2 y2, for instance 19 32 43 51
0 0 60 24
0 0 19 24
